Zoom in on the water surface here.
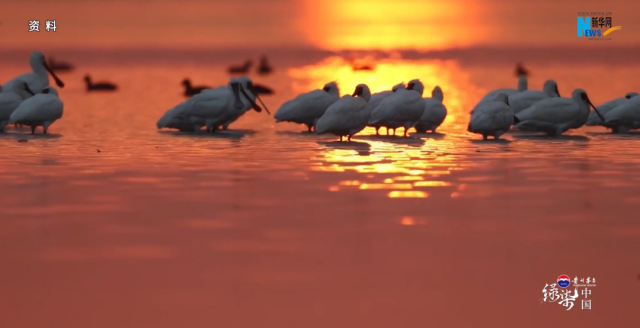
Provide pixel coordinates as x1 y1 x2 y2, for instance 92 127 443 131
1 54 639 327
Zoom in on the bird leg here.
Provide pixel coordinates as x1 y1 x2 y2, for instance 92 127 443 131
306 124 313 132
482 134 488 140
339 135 343 142
348 135 352 142
31 126 36 134
375 127 379 135
403 127 408 137
43 127 48 134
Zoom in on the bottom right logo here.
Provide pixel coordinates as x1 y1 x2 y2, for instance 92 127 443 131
541 275 597 311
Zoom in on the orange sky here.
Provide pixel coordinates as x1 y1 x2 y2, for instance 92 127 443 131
1 0 637 50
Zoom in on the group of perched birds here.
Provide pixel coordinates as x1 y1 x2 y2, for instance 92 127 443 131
467 76 640 139
274 80 447 141
0 51 65 134
157 77 449 141
4 51 639 139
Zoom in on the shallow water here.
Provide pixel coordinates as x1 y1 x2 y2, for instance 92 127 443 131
1 54 639 327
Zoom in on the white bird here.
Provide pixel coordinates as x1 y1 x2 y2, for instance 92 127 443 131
586 92 639 127
184 76 268 133
467 93 513 140
514 88 604 136
367 82 406 135
415 86 447 133
156 101 196 132
479 76 528 103
157 83 231 132
220 76 270 130
507 79 560 114
315 84 372 142
0 81 36 131
603 95 640 133
368 79 425 137
9 87 64 134
2 51 65 94
274 82 340 132
183 77 244 132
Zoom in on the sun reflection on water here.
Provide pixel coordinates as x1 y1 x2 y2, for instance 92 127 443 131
312 134 472 198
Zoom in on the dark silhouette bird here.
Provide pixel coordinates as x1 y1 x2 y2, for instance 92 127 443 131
257 56 273 75
352 64 374 71
182 79 210 97
47 57 74 72
84 75 117 92
228 60 253 74
252 83 274 95
515 62 529 77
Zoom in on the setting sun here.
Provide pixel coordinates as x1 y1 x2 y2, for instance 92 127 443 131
299 0 489 50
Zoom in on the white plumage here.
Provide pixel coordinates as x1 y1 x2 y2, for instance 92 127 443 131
157 80 239 132
514 88 604 136
468 93 513 140
156 102 195 132
603 95 640 133
274 82 340 132
479 76 528 102
480 76 528 102
415 86 447 133
315 84 372 142
586 92 639 127
0 82 36 132
368 79 425 137
366 82 406 135
508 79 560 114
2 51 65 94
221 76 269 130
184 77 245 132
9 87 64 134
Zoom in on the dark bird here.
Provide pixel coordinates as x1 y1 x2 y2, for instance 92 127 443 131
228 60 252 74
515 62 529 77
47 57 74 72
349 57 375 71
84 75 117 92
182 79 210 97
257 56 273 75
352 64 374 71
252 83 274 95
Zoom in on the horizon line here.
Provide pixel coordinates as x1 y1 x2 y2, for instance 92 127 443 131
2 44 640 53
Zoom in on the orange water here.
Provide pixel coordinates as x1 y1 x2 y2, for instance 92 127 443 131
1 55 639 327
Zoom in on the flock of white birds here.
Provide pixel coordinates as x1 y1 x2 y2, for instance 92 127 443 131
2 51 639 139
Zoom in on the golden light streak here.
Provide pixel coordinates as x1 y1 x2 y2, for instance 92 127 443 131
388 191 429 198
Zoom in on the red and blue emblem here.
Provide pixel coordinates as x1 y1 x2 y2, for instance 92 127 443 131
557 275 571 288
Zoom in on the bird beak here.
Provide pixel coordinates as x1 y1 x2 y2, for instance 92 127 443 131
23 83 35 96
352 86 363 97
323 86 330 92
239 85 263 113
241 85 270 115
587 98 605 122
230 82 243 110
555 85 560 97
407 83 414 90
42 59 65 88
